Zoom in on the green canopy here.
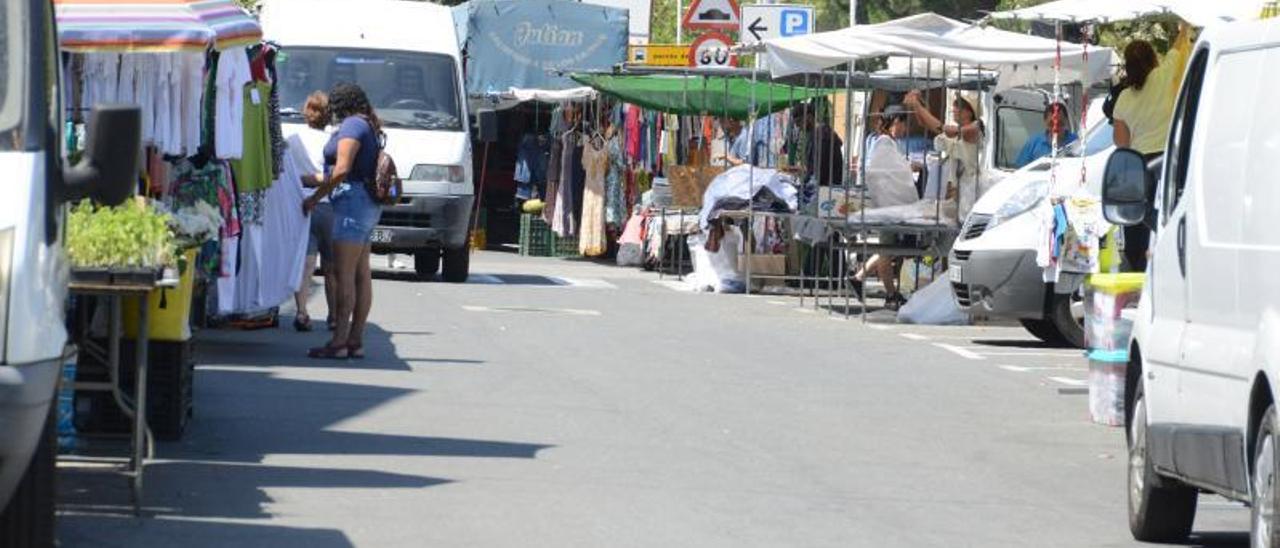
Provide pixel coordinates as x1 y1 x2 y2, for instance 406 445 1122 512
569 73 836 119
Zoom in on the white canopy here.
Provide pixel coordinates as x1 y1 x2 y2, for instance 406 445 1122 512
986 0 1262 27
761 13 1115 90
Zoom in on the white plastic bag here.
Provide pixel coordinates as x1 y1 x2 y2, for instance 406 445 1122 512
897 276 970 325
865 135 921 208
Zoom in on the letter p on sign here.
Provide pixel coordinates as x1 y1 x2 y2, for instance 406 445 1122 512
780 9 810 37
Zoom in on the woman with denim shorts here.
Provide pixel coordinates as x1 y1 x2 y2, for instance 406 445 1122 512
302 82 383 359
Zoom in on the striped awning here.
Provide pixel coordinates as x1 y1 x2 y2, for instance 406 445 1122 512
54 0 263 53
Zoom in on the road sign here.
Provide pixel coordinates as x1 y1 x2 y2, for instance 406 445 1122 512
681 0 741 31
739 4 814 46
688 31 737 69
628 44 691 67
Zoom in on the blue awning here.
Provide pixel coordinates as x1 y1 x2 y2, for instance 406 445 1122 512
455 0 629 94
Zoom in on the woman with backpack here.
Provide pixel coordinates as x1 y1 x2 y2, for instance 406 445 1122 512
302 82 384 359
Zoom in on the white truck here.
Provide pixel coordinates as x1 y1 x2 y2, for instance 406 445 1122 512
0 0 142 544
262 0 496 283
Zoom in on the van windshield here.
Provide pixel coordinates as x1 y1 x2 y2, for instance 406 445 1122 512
276 47 462 132
0 0 25 149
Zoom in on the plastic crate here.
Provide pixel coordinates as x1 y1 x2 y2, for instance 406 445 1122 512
74 339 195 441
519 213 553 257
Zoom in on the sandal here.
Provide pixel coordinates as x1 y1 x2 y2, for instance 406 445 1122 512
884 293 908 311
307 344 349 360
850 279 865 300
347 343 365 360
293 314 312 332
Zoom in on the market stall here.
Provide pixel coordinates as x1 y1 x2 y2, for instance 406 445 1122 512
452 0 629 249
52 0 311 511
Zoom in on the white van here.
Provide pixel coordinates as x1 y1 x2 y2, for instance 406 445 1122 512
1101 17 1280 545
262 0 495 283
949 100 1114 347
0 0 141 542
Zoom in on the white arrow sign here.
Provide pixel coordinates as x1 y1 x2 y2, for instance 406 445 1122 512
739 4 815 46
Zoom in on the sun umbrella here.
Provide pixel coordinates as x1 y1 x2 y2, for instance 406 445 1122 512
54 0 263 53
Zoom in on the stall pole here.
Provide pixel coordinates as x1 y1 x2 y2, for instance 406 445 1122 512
858 59 871 323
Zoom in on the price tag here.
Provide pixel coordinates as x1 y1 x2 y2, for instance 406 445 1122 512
250 88 262 105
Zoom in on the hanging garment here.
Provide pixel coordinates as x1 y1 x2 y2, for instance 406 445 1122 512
551 131 579 237
514 134 548 200
215 48 252 159
216 146 310 314
605 134 626 226
179 52 205 154
579 137 609 256
934 132 984 223
543 131 564 225
230 81 275 193
625 105 642 161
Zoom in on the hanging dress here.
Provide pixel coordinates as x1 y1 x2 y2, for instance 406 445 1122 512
605 134 625 227
579 137 609 256
934 132 983 223
551 131 579 237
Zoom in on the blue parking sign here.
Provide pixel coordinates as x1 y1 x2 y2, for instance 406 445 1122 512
779 8 810 37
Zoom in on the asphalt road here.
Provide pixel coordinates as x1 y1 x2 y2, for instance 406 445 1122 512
58 252 1251 547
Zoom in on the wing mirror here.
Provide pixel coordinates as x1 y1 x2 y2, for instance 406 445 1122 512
1101 148 1155 228
474 108 498 144
59 105 142 206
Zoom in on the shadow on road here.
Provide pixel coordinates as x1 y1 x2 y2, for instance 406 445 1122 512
970 338 1078 350
58 515 357 548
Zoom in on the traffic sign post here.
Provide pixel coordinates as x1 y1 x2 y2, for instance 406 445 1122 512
629 44 692 67
681 0 741 32
687 32 737 69
739 4 814 46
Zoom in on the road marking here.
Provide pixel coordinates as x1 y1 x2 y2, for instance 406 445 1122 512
866 323 892 331
1000 365 1086 373
1049 376 1087 387
557 277 617 289
979 351 1087 358
900 333 929 341
934 343 984 360
652 280 691 291
767 300 790 306
462 306 601 316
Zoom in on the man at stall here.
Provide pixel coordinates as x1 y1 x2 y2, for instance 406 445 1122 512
728 116 775 168
1014 101 1076 169
794 101 845 186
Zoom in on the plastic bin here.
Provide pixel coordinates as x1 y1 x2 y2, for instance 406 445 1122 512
1084 273 1144 426
123 249 197 342
1088 349 1129 426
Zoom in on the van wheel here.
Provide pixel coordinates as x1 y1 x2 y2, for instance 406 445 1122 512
442 247 470 284
1019 319 1070 346
1128 385 1197 542
1048 292 1086 348
1253 405 1279 548
414 249 440 280
0 403 57 548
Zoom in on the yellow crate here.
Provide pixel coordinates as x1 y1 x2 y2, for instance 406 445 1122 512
124 249 197 342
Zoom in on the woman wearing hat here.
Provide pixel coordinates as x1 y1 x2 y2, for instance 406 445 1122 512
902 91 986 220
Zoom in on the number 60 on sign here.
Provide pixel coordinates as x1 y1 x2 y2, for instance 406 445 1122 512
688 32 737 69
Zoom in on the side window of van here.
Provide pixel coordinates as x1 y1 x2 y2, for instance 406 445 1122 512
1161 49 1210 224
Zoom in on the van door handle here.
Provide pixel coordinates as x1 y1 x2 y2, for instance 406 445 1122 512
1176 217 1187 277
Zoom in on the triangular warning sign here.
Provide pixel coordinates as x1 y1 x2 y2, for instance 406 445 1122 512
681 0 740 31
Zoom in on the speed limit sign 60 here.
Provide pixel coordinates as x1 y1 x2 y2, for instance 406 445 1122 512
688 32 737 69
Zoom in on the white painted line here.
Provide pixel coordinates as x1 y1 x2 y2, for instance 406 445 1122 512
866 323 892 331
980 351 1087 358
934 343 985 360
900 333 929 341
462 306 601 316
767 300 790 306
1000 365 1086 373
795 308 815 314
557 277 617 289
1049 376 1088 387
652 280 691 291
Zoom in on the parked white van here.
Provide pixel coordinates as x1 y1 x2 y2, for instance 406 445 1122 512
1101 16 1280 545
262 0 495 283
949 100 1114 347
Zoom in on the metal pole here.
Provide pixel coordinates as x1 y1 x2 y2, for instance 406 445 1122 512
676 0 683 45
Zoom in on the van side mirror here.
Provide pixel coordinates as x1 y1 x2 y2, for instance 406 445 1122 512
1101 148 1154 227
59 105 142 206
475 108 498 144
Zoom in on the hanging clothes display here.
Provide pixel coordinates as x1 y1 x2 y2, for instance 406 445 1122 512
579 135 609 256
214 48 252 159
514 134 549 201
551 129 581 237
605 131 626 226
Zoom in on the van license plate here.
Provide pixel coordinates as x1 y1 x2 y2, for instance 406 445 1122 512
370 229 392 244
949 265 963 283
